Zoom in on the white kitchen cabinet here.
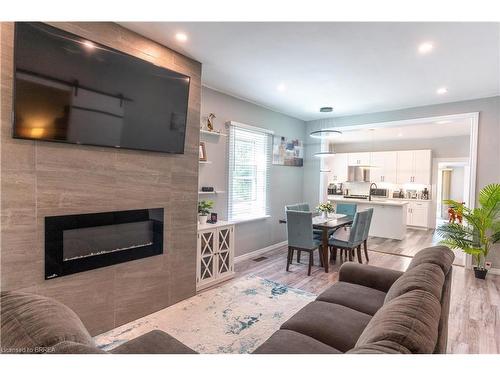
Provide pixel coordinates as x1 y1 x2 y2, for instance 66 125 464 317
407 201 430 228
348 152 370 166
396 150 431 185
197 221 234 291
370 151 397 183
329 153 348 182
413 150 432 185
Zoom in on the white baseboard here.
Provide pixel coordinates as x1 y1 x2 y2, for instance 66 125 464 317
234 241 287 263
488 267 500 275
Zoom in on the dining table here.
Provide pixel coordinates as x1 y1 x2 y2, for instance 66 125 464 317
279 214 354 273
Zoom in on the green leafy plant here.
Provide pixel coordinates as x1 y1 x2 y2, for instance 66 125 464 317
437 183 500 269
317 202 335 214
198 200 214 216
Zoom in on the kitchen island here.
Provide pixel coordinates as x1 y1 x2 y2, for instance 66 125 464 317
328 196 408 240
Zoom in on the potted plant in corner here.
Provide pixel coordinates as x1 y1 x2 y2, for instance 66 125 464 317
317 201 335 220
437 183 500 279
198 200 214 225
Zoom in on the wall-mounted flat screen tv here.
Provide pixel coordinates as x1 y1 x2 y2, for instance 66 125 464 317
13 22 191 154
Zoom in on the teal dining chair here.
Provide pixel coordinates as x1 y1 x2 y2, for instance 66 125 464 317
285 203 323 262
361 208 374 262
285 210 322 276
335 203 357 217
328 210 369 264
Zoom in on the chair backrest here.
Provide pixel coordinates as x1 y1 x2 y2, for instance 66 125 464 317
362 208 374 240
336 203 357 217
285 203 310 212
286 210 316 250
348 210 369 246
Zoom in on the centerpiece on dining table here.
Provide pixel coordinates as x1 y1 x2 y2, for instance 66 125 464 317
317 201 335 220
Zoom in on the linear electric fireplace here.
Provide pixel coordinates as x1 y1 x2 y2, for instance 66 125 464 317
45 208 164 279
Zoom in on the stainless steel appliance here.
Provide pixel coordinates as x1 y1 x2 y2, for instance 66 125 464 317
328 183 343 195
370 188 388 198
347 166 370 182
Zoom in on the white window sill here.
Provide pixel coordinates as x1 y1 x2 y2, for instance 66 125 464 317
230 215 271 225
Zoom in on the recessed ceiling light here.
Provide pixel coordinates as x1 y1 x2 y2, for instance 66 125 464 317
175 32 188 42
418 42 434 54
82 40 95 50
277 83 286 92
320 106 333 113
436 87 448 95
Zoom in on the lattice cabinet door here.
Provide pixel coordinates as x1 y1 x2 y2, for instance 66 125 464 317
197 229 217 287
217 226 234 278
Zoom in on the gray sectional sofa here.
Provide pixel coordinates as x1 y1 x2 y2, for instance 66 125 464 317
255 245 455 354
0 245 454 354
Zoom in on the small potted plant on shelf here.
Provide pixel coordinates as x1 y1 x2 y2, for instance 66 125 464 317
317 201 335 220
437 183 500 279
198 200 214 224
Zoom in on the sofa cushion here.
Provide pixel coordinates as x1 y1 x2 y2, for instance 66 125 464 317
407 246 455 275
0 291 93 352
253 329 341 354
109 330 196 354
316 282 386 316
384 263 445 304
51 341 107 354
281 301 372 352
355 290 441 354
347 340 412 354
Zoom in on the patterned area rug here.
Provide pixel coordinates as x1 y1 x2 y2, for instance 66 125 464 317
94 275 316 354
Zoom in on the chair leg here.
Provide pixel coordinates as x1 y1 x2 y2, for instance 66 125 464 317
363 240 369 262
308 252 313 276
348 248 353 262
329 246 334 262
356 245 362 264
319 247 324 267
286 247 293 271
332 246 337 263
297 250 301 264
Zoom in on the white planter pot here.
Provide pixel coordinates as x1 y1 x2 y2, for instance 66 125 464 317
322 212 328 220
199 215 208 224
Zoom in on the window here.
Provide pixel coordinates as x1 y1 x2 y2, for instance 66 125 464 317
228 123 271 222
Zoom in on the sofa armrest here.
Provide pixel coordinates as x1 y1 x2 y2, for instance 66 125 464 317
110 330 196 354
338 263 403 293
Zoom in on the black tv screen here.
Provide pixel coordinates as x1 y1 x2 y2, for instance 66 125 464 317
13 22 190 153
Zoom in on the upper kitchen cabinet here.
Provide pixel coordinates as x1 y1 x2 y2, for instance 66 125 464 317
348 152 371 166
370 151 397 183
329 153 349 182
396 150 431 185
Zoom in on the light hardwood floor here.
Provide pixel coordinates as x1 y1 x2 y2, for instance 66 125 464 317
233 229 500 354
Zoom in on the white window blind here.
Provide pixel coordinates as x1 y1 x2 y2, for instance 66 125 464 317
228 123 271 222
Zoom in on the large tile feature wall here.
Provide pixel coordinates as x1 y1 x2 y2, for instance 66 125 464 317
0 22 202 335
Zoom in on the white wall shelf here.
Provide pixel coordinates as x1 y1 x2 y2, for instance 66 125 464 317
199 160 212 164
198 191 226 195
200 129 227 137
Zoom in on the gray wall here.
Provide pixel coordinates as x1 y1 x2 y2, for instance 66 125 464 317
201 87 306 257
305 96 500 266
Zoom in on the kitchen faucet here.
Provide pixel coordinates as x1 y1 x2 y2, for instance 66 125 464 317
369 183 378 201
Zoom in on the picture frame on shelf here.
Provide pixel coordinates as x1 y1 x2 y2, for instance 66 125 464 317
199 141 207 161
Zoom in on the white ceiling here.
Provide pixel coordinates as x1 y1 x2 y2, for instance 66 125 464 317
121 22 500 121
330 118 470 143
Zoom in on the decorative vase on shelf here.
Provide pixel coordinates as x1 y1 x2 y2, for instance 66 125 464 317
322 212 328 220
199 215 208 225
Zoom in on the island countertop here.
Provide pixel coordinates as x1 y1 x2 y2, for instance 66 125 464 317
328 196 409 206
